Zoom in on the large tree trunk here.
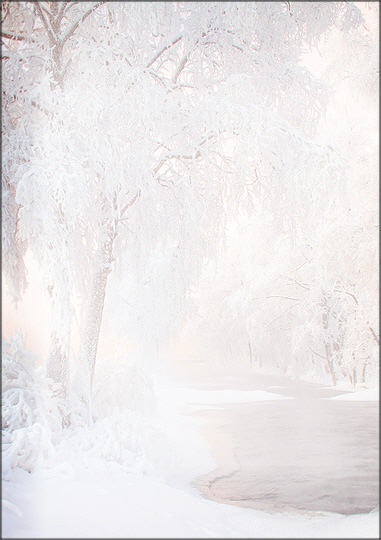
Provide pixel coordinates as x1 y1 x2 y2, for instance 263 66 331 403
248 340 253 365
78 224 116 420
321 297 337 386
324 343 337 386
46 331 71 427
47 332 69 393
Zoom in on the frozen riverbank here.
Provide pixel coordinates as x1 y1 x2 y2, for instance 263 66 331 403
194 391 379 515
2 367 379 538
2 461 379 539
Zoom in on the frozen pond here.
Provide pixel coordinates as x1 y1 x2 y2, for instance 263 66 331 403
193 374 379 515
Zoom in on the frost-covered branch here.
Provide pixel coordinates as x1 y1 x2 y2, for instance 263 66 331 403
286 276 311 290
308 346 326 360
153 133 214 175
289 257 314 274
265 303 299 327
120 190 141 218
172 54 189 84
60 1 106 45
145 34 183 69
334 288 379 346
253 295 301 302
1 30 35 42
35 2 58 44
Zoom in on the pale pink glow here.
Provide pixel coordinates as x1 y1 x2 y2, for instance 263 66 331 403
2 250 132 364
2 251 52 359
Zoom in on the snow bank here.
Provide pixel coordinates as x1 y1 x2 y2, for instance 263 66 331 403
161 387 293 407
2 356 378 539
327 388 379 401
2 466 379 539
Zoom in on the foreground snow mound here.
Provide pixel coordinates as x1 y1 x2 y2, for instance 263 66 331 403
2 345 214 486
2 466 379 539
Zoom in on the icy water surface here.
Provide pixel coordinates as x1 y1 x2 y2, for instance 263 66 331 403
194 374 379 515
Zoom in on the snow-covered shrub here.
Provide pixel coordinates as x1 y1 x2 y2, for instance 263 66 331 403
2 334 62 476
92 352 158 420
53 351 194 477
54 409 172 477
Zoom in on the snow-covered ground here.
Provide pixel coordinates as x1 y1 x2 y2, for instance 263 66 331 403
326 387 379 401
2 376 379 539
2 463 379 539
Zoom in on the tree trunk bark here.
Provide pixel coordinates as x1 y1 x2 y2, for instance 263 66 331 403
322 297 337 386
78 224 115 419
46 331 71 427
352 367 357 387
248 340 253 365
81 264 111 387
47 331 69 395
324 342 337 386
361 360 368 383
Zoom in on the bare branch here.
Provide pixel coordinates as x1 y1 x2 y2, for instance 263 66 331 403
65 2 80 11
35 2 58 43
232 44 244 53
333 288 358 304
53 2 69 33
153 132 216 175
56 2 68 20
120 190 141 217
146 34 183 69
365 326 378 346
253 295 301 301
334 288 379 346
265 303 299 327
172 54 189 84
308 346 326 360
40 3 52 17
60 2 106 45
289 257 314 274
286 276 311 290
1 31 35 42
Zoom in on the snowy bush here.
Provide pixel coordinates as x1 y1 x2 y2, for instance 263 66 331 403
92 352 158 420
54 409 172 477
2 334 62 476
53 352 202 479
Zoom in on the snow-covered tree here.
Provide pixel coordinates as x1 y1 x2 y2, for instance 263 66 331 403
188 3 378 386
2 2 364 419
